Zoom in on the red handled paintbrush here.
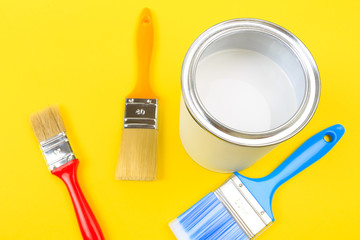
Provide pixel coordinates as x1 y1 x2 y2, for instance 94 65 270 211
30 106 104 240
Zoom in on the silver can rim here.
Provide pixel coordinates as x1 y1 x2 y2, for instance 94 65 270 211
181 18 320 147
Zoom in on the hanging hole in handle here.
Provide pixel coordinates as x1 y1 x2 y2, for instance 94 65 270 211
324 132 336 142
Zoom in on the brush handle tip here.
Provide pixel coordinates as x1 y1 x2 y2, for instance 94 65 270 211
129 8 156 99
236 124 345 221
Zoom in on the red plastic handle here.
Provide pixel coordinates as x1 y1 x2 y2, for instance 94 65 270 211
51 160 104 240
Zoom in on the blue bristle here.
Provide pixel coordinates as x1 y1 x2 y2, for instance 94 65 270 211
173 192 249 240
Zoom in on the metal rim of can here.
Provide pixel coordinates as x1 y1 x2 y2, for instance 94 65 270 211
181 18 320 147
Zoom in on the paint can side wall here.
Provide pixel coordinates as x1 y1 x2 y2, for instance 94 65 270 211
179 96 277 173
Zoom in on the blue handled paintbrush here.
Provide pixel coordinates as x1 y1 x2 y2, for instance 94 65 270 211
170 124 345 240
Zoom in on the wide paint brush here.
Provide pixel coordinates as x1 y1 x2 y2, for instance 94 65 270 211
170 124 344 239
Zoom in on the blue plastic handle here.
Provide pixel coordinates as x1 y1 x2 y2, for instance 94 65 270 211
235 124 345 221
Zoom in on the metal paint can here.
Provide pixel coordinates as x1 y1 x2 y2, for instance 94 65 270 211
179 19 320 173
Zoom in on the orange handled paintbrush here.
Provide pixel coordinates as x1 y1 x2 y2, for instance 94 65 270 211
115 8 158 181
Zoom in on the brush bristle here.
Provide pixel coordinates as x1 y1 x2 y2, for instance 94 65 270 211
169 192 249 240
115 128 158 181
30 106 66 142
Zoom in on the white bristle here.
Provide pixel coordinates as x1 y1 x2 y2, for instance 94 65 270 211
169 219 191 240
169 193 249 240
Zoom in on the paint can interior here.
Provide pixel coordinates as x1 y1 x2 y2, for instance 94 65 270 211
180 19 320 172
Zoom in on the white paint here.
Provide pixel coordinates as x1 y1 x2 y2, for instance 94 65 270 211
196 49 299 132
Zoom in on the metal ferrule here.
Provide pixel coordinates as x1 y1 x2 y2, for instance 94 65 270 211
124 98 158 129
40 132 76 171
214 175 273 239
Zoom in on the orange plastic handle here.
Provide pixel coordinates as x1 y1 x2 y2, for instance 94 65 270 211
129 8 156 99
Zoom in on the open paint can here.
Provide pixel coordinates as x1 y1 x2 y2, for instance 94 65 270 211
179 19 320 173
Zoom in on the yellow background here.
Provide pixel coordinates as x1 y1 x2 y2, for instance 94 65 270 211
0 0 359 239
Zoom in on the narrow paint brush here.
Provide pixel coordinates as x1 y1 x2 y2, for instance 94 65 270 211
170 124 345 239
115 8 158 181
30 106 104 240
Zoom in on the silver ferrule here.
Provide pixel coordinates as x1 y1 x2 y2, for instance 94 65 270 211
124 98 158 129
39 132 76 171
214 175 273 239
